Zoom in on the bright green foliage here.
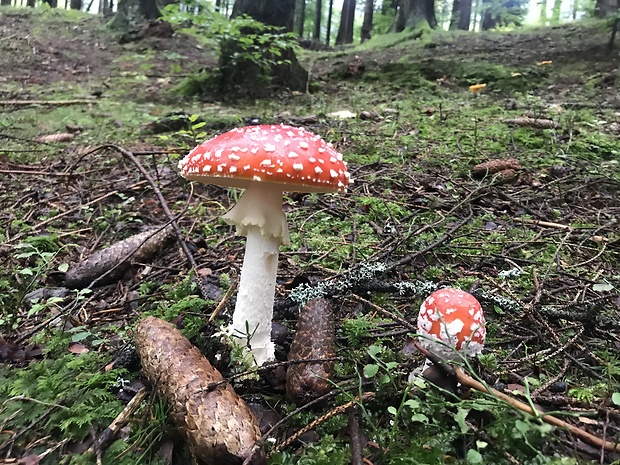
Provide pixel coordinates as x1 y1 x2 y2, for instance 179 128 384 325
0 349 123 445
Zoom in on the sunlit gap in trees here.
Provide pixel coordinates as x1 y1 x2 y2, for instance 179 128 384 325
4 0 588 31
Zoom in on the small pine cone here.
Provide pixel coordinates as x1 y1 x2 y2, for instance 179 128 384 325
503 117 558 129
471 158 522 177
286 298 336 405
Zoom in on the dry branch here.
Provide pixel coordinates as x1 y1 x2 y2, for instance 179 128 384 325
134 316 265 465
454 368 620 453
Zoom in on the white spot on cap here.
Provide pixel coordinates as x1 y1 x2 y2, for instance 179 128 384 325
260 159 273 167
315 166 323 174
229 166 237 173
330 169 338 178
293 163 304 171
229 154 240 161
202 165 212 173
253 175 262 181
299 141 309 149
288 151 298 158
264 144 276 152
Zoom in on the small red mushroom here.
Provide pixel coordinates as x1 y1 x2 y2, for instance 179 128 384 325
417 288 486 359
178 124 350 365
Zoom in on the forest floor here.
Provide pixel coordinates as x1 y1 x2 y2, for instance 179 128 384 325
1 6 620 465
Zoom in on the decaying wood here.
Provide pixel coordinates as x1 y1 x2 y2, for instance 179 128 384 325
286 298 336 405
134 316 264 465
471 158 522 177
64 225 173 289
503 117 559 129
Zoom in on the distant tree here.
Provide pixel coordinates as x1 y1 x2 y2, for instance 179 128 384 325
232 0 296 32
361 0 374 41
594 0 617 17
336 0 355 44
394 0 437 30
314 0 322 40
297 0 306 37
326 0 334 44
551 0 562 23
70 0 82 9
109 0 160 31
450 0 472 29
540 0 548 24
42 0 58 7
480 0 525 29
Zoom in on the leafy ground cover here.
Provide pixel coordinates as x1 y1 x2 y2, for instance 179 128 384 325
1 7 619 465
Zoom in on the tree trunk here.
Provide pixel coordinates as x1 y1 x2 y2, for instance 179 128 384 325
42 0 57 7
232 0 296 31
395 0 437 31
109 0 160 32
297 0 305 37
336 0 355 44
326 0 334 44
458 0 472 29
70 0 81 9
450 0 472 29
450 0 461 29
480 0 496 30
1 0 12 5
540 0 548 24
361 0 374 41
594 0 616 17
550 0 561 23
314 0 322 40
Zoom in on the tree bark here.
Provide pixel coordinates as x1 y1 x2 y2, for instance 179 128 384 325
297 0 305 37
450 0 472 29
314 0 322 40
232 0 296 31
1 0 12 5
480 0 497 30
70 0 81 9
336 0 355 44
109 0 160 32
395 0 437 31
326 0 334 44
540 0 548 24
42 0 58 7
594 0 617 17
361 0 374 42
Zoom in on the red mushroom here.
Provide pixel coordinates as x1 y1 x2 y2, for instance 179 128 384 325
178 124 350 365
417 288 486 359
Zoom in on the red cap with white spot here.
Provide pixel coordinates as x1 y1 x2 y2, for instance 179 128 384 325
178 124 351 192
417 288 486 358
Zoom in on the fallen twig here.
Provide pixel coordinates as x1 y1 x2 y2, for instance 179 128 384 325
0 99 98 106
454 367 620 453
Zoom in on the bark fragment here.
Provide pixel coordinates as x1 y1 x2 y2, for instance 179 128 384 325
134 316 264 465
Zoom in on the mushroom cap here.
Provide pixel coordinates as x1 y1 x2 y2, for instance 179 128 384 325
178 124 351 193
417 288 486 358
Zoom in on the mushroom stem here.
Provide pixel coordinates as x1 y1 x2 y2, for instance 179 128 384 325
230 225 279 365
224 183 290 366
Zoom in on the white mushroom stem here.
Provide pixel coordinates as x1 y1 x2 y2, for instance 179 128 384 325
223 182 289 366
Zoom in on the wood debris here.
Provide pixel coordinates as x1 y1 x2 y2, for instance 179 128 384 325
134 316 264 465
